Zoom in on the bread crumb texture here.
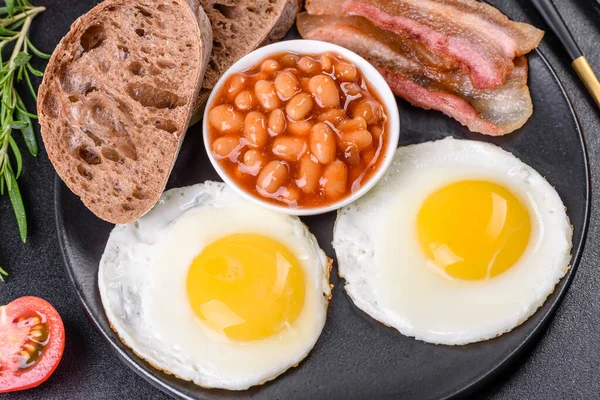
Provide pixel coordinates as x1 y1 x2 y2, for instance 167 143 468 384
38 0 204 224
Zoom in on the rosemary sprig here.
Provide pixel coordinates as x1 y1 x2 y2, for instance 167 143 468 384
0 0 49 281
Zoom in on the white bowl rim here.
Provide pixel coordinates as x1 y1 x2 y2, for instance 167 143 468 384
202 39 400 216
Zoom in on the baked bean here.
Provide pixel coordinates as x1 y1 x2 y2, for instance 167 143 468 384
287 119 313 136
317 109 347 125
279 185 300 204
300 77 311 92
234 90 255 111
320 53 333 72
244 111 268 148
274 71 300 100
261 59 280 73
243 149 265 174
212 135 241 159
280 54 298 68
256 71 272 81
257 160 289 194
339 116 367 132
361 147 377 165
208 51 388 209
310 123 336 164
297 155 321 194
272 136 307 162
343 143 361 166
341 129 373 151
268 109 286 136
322 160 348 199
341 82 361 96
298 56 321 74
335 62 358 82
226 73 248 99
308 75 339 108
208 104 243 134
351 98 383 124
254 80 281 111
284 67 300 75
370 125 383 138
286 93 313 121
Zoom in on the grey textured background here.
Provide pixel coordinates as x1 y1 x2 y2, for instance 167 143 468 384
0 0 598 399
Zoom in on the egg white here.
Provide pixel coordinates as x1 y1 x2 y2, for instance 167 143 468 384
99 181 331 390
333 137 572 345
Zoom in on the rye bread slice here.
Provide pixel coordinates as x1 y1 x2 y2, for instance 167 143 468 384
190 0 301 122
38 0 212 224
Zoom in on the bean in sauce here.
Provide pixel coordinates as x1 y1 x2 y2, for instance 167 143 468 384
207 51 389 208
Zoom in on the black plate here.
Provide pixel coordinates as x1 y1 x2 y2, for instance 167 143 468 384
55 33 590 399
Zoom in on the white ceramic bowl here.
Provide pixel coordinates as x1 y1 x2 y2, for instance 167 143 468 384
203 39 400 215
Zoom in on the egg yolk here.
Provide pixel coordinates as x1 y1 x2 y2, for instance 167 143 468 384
186 233 305 341
416 180 531 280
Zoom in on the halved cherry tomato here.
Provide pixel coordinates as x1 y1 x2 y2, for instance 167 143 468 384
0 296 65 393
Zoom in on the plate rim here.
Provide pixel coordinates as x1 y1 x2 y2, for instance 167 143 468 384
54 47 592 400
441 48 592 399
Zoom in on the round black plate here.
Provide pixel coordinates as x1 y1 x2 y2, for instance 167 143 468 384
55 40 590 399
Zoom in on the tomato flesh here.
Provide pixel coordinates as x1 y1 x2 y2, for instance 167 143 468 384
0 297 65 393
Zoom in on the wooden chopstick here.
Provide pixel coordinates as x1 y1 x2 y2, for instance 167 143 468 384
530 0 600 109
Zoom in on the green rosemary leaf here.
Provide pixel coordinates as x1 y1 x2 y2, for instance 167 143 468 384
5 0 14 17
6 19 25 31
23 68 35 99
8 134 22 177
13 51 29 66
0 2 46 272
26 37 49 59
26 62 42 76
2 83 11 104
3 166 10 191
0 266 7 282
16 97 36 155
6 165 27 242
0 26 17 35
0 72 11 86
8 119 26 129
15 104 36 119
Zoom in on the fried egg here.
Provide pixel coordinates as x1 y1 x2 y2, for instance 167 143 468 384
98 181 331 390
333 138 572 345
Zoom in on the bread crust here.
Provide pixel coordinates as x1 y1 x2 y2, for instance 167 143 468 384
38 0 212 224
189 0 214 66
190 0 300 122
263 0 302 45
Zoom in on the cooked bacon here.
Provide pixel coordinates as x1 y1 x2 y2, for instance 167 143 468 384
378 61 532 136
305 0 543 89
297 14 533 136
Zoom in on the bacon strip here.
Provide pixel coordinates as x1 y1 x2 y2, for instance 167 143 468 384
297 14 533 136
305 0 543 89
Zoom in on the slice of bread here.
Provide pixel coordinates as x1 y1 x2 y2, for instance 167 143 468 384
38 0 212 224
191 0 301 122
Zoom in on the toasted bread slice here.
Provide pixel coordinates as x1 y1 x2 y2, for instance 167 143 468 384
191 0 301 122
38 0 212 224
